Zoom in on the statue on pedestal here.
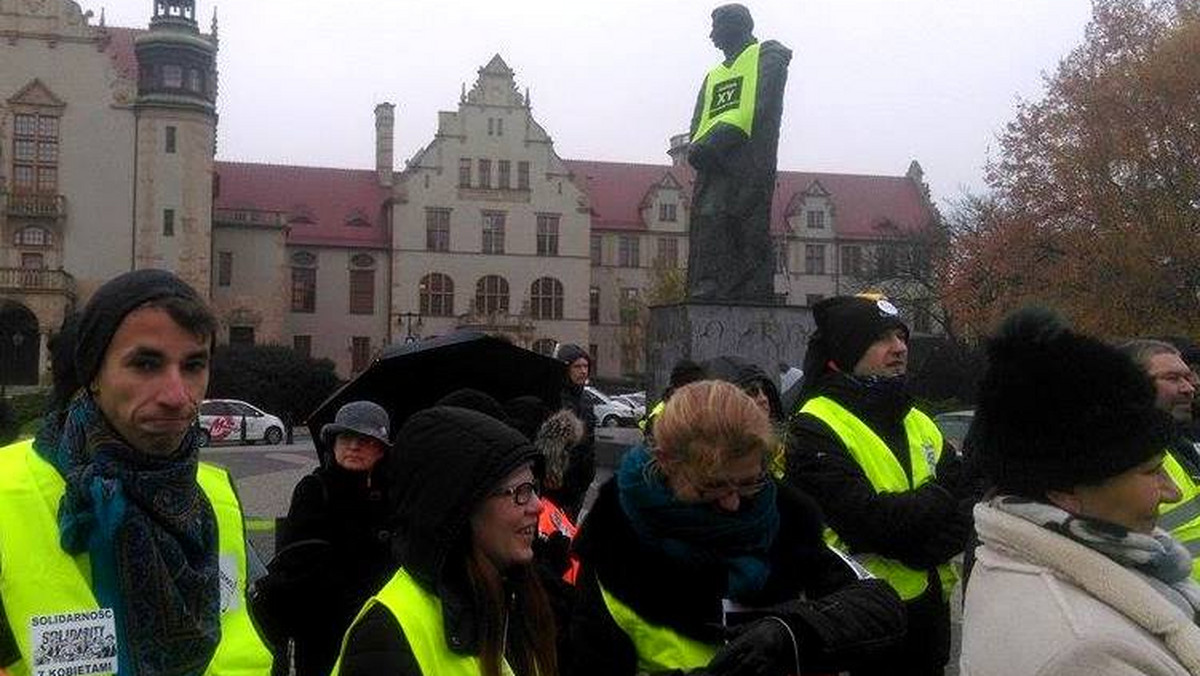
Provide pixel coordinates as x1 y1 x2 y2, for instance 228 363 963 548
686 4 791 303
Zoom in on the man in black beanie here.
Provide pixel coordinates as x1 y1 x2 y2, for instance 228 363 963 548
786 294 971 676
0 269 273 676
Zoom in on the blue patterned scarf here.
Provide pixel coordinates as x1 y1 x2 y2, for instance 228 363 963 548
35 395 220 676
617 445 779 600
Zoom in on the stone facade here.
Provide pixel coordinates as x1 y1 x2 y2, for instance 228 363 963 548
390 56 591 356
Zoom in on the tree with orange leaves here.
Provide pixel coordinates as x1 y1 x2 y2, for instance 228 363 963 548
945 0 1200 339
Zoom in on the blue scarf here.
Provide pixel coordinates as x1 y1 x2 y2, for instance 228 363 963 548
616 446 780 600
35 395 220 676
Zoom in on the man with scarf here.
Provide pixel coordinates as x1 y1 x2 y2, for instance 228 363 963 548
0 269 272 676
787 294 971 676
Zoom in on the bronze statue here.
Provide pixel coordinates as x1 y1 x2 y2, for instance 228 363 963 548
686 4 791 303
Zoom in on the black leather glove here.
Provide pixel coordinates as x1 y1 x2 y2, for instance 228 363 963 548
703 617 798 676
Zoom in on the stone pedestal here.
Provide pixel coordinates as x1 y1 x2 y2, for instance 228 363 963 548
645 301 815 397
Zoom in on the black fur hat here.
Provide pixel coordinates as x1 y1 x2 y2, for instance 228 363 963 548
973 307 1175 497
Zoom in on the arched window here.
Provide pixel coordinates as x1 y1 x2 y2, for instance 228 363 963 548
475 275 509 315
532 338 557 356
13 226 52 247
530 277 564 320
419 273 455 316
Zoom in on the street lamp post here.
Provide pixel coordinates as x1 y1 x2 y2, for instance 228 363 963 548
398 312 422 344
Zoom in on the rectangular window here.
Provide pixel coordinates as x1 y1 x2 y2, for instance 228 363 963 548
12 112 59 194
293 335 312 359
426 208 450 252
349 269 375 315
482 211 506 254
162 64 183 89
351 337 371 373
498 160 511 189
589 287 600 324
487 118 495 136
163 208 175 237
806 210 825 229
217 251 232 287
20 252 44 269
229 326 255 347
478 159 491 188
537 214 560 257
517 161 530 190
618 235 640 268
590 234 603 266
497 118 504 136
291 267 316 313
804 244 825 275
656 237 678 267
165 126 177 154
841 245 863 276
458 158 471 188
658 203 677 222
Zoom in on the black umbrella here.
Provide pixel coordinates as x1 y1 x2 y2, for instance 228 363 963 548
306 331 565 452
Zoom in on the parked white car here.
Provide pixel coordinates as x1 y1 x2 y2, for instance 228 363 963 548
198 399 285 446
612 392 647 420
584 386 640 428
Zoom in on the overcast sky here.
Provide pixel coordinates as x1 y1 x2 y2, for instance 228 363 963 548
95 0 1095 208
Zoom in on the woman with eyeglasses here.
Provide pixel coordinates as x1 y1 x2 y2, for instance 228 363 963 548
570 380 905 676
333 406 557 676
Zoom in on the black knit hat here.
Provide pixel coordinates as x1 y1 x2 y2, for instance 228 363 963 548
555 343 591 365
973 307 1175 497
804 295 909 376
390 406 540 588
74 269 209 391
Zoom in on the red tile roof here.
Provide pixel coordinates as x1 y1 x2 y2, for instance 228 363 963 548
101 27 142 80
213 162 391 249
564 159 933 238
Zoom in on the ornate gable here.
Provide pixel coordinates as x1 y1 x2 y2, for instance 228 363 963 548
463 54 527 108
7 79 67 108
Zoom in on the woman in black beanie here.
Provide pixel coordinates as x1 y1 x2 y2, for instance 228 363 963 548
961 307 1200 675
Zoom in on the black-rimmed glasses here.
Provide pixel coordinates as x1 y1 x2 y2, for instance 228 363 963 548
491 481 540 506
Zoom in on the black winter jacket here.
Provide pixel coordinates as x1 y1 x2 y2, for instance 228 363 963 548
251 464 395 676
569 478 905 676
786 373 972 675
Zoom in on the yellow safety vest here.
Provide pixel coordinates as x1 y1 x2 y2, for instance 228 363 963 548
638 401 665 433
0 439 272 676
1160 449 1200 581
597 579 718 673
333 568 513 676
691 43 761 144
799 397 958 601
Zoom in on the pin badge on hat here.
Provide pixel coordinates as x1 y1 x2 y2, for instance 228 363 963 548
877 299 899 316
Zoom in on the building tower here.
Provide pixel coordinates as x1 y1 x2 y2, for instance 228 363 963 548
132 0 218 295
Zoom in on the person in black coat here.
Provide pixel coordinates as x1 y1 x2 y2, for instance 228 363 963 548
251 401 396 676
570 380 905 676
787 295 972 676
554 343 597 519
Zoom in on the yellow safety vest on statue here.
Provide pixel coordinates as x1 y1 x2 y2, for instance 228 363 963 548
692 43 760 144
0 439 272 676
799 397 957 601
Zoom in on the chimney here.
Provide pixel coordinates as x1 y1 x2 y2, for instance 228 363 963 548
667 133 690 168
375 103 395 187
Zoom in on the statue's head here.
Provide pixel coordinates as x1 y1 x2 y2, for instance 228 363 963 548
710 4 754 52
